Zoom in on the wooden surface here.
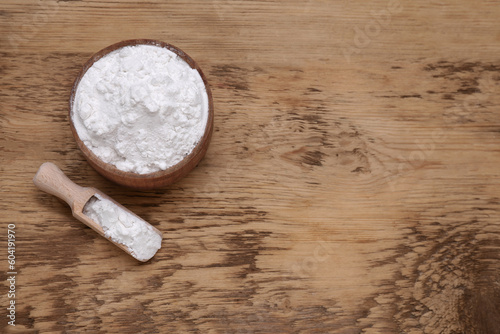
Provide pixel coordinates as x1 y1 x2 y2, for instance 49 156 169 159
1 0 500 333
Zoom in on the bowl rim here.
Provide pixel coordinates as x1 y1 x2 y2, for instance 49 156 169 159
68 39 214 188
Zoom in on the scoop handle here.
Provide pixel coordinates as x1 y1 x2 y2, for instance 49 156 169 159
33 162 88 211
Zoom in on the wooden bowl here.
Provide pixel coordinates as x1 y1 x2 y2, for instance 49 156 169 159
69 39 214 190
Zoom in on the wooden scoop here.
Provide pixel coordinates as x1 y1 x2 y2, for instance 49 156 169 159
33 162 162 262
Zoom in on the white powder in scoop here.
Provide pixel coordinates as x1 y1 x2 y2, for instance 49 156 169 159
72 44 209 174
83 194 162 261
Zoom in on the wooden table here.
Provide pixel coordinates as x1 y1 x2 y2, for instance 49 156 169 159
2 1 500 333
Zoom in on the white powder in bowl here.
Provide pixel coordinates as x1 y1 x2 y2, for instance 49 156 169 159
83 194 162 261
72 44 209 174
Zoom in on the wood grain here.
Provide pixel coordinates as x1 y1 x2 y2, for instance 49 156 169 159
2 0 500 333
